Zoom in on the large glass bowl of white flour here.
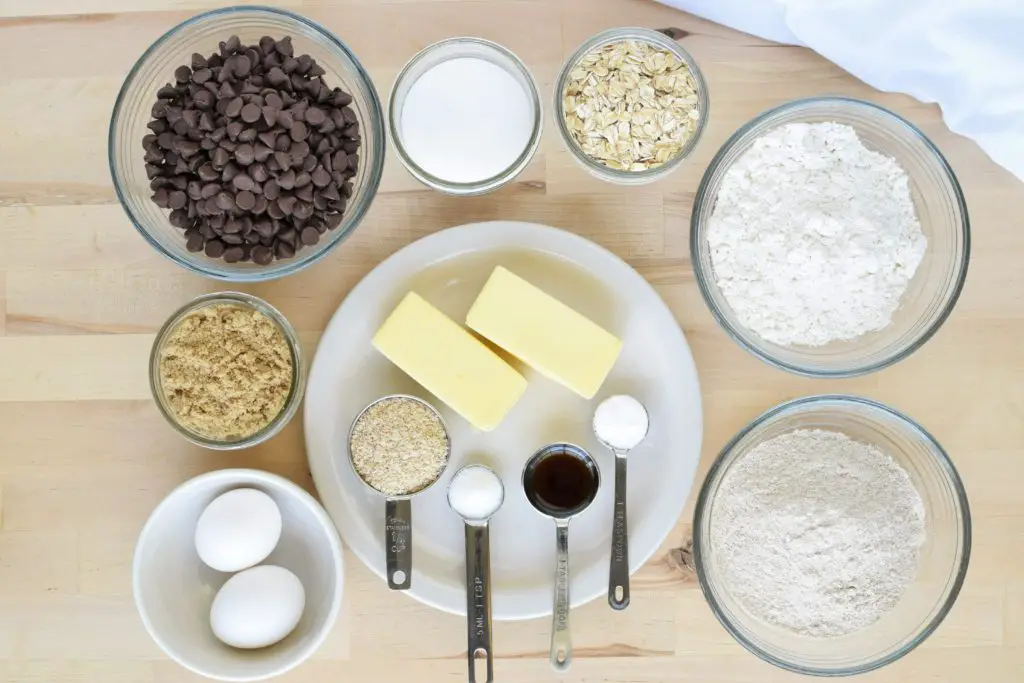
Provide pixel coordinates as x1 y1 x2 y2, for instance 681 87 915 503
692 395 971 675
690 97 969 377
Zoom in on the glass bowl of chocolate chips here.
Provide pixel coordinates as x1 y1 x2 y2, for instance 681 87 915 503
109 7 385 280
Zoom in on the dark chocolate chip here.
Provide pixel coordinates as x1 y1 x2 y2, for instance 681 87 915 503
252 245 273 265
235 143 255 165
240 102 261 123
186 231 205 252
205 239 226 258
290 121 308 141
300 226 319 245
311 166 331 188
233 174 255 192
235 191 256 211
216 191 235 210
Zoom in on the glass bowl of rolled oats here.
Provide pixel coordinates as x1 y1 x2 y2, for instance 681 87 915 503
556 27 708 185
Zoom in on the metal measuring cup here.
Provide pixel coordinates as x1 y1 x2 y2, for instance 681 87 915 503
348 394 451 590
447 464 505 683
522 443 601 672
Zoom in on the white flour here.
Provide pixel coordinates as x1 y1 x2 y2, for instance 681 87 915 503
707 122 927 347
710 429 926 638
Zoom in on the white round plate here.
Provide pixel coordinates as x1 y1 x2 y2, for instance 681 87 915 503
305 221 702 620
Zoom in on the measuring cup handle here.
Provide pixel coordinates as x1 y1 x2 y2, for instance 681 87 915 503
609 452 630 610
465 522 493 683
385 498 412 590
551 521 572 672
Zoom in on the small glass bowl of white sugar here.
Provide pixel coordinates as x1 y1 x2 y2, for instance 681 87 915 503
692 394 971 676
690 97 970 377
388 37 542 195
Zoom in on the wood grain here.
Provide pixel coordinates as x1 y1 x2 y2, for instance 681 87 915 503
0 1 1021 682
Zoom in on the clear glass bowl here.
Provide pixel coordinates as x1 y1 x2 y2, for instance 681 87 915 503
388 37 543 195
693 395 971 676
150 292 306 450
554 27 709 185
690 97 969 376
109 6 385 281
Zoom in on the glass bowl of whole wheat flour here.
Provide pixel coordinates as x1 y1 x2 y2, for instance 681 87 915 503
690 97 969 377
693 395 971 675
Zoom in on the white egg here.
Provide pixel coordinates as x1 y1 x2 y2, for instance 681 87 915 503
210 565 306 649
195 488 282 572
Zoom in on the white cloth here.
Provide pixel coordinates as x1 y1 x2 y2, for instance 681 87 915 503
658 0 1024 181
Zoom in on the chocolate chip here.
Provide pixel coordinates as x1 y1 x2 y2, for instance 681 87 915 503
300 226 319 245
264 179 281 200
186 231 205 252
311 166 331 188
252 245 274 265
295 171 312 188
235 143 255 165
267 199 285 220
223 246 245 263
277 195 297 215
216 191 235 210
205 239 226 258
240 102 261 123
304 107 326 126
251 163 269 182
235 191 256 211
275 240 296 259
290 121 308 141
277 169 296 190
233 173 255 191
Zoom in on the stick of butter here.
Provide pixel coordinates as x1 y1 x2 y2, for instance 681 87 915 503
372 292 527 431
466 267 623 399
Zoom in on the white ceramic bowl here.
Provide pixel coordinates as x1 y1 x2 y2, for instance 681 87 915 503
133 469 344 681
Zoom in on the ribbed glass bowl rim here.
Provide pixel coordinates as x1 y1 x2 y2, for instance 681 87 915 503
553 26 710 185
149 291 306 450
692 394 972 676
386 36 543 196
108 5 385 282
689 96 970 377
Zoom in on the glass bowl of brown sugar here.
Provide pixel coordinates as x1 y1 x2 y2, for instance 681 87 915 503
150 292 305 449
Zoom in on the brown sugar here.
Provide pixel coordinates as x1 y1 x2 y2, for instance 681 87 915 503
159 303 293 441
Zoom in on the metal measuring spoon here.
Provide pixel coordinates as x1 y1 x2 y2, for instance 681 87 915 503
593 395 650 610
348 395 451 590
522 443 601 672
447 465 505 683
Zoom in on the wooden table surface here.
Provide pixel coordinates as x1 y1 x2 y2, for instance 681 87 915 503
0 1 1021 681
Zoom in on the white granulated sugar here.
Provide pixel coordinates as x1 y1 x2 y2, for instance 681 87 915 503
707 122 927 347
710 429 926 638
399 57 534 184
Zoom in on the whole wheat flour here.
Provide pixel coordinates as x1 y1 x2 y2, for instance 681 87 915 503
707 122 927 346
710 429 926 638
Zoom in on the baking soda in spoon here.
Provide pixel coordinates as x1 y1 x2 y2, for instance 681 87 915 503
399 57 534 183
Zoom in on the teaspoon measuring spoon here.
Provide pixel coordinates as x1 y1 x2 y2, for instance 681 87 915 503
593 395 650 610
447 465 505 683
523 443 601 672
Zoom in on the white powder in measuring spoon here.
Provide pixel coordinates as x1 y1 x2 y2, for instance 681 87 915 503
447 466 504 521
399 57 534 183
710 429 926 638
707 122 927 347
